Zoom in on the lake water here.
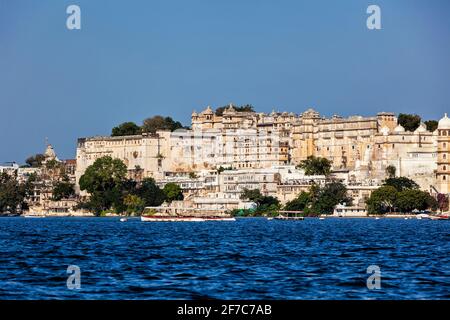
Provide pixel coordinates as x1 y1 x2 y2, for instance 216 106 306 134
0 217 448 299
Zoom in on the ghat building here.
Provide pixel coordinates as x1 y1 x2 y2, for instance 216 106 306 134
75 106 450 196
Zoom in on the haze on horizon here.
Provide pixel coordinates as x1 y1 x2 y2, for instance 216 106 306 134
1 0 449 163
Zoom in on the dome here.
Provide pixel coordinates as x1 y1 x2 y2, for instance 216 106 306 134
414 123 427 133
394 124 405 133
201 105 213 115
438 113 450 130
191 110 198 117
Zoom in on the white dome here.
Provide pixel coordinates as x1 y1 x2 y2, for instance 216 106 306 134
394 124 405 133
414 123 427 133
438 113 450 130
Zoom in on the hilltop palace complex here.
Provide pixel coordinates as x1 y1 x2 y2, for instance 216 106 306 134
73 106 450 213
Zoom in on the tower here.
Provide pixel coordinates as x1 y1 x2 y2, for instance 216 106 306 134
436 113 450 193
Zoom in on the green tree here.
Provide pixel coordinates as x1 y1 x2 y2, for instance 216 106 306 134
284 192 310 212
395 190 436 213
163 183 184 202
0 173 31 214
385 165 396 178
52 180 75 201
45 159 59 170
311 181 352 215
79 156 128 215
366 185 398 214
142 116 185 133
424 120 438 132
239 188 280 216
25 154 45 167
297 156 332 176
383 177 419 192
398 113 421 132
111 122 141 136
135 178 166 207
123 194 145 215
240 188 263 202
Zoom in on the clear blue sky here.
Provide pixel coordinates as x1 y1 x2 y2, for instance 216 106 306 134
1 0 449 163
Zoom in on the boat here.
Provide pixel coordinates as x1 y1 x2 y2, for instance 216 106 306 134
319 217 325 220
273 215 304 221
23 215 46 218
274 211 305 220
140 215 236 222
120 218 127 222
429 215 450 221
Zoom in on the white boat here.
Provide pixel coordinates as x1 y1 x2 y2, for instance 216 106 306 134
140 215 236 222
120 218 127 222
319 217 325 220
274 215 304 220
23 215 46 218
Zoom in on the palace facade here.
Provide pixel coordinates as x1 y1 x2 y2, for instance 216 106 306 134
75 106 450 196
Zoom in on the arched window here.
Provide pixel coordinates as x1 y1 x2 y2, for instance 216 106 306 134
444 165 447 171
443 175 447 181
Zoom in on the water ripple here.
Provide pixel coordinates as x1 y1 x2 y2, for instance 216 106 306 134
0 217 448 299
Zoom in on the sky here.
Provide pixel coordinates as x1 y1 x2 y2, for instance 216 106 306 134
1 0 450 163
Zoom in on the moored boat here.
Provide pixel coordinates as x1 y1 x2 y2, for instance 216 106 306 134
429 215 450 220
140 215 236 222
273 215 304 221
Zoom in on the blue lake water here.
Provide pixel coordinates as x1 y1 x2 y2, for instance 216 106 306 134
0 217 448 299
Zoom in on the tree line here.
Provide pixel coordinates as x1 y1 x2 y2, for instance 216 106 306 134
398 113 438 132
78 156 183 215
111 115 188 137
366 177 445 214
235 156 442 217
0 172 35 214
